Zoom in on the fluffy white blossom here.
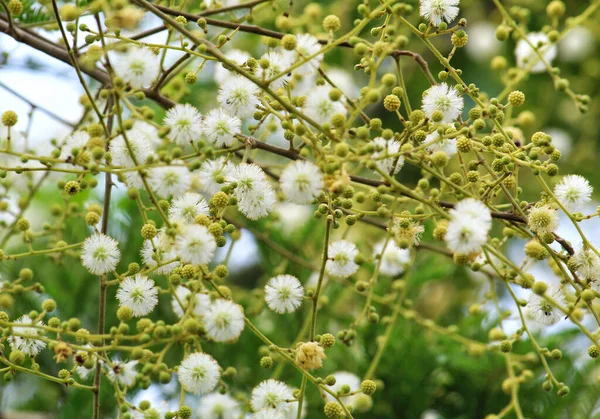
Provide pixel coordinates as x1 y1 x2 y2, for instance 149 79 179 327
251 379 293 414
527 205 559 235
265 274 304 314
215 49 251 84
559 26 594 62
526 286 565 326
515 32 557 74
571 247 600 282
303 85 346 125
116 275 158 317
113 47 160 88
132 120 161 147
141 229 179 274
324 372 361 408
424 130 457 157
422 83 463 124
163 104 203 146
285 34 322 75
445 199 492 254
60 131 90 160
419 0 460 26
280 160 323 204
370 137 403 175
198 393 242 419
199 157 233 195
81 233 121 275
148 162 191 198
204 299 245 342
326 240 359 278
8 315 46 356
256 51 293 90
218 75 260 118
176 224 216 265
202 109 241 147
177 352 220 395
554 175 593 212
465 22 502 62
110 130 153 168
374 240 411 277
107 359 138 387
171 286 212 318
229 163 276 219
169 192 209 224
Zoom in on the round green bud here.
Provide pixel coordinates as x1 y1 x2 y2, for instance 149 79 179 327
383 94 401 112
495 25 510 41
16 217 30 231
581 289 595 302
334 142 349 157
184 72 197 85
42 299 56 312
59 4 81 21
9 350 25 365
381 73 396 87
281 34 297 50
141 223 157 240
323 15 341 32
1 111 18 127
178 406 192 419
451 30 468 47
546 0 565 18
499 340 512 353
320 333 335 349
532 281 548 295
7 0 23 15
85 211 100 226
508 90 525 107
19 268 33 281
117 306 133 322
64 181 80 196
324 402 344 419
524 240 547 260
260 356 273 368
588 345 600 358
361 379 377 395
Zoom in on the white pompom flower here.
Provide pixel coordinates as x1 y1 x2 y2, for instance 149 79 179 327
202 108 242 147
303 85 346 125
422 83 463 124
204 299 245 342
445 198 492 254
571 247 600 282
515 32 557 74
169 192 210 224
256 51 293 90
60 131 90 160
251 379 293 414
526 286 565 326
113 47 160 89
109 129 153 168
176 224 216 265
163 104 203 146
81 233 121 275
8 315 46 356
171 285 212 318
279 160 324 204
116 275 158 317
199 157 234 195
419 0 460 26
215 49 251 84
286 34 322 76
177 352 220 395
148 162 191 198
237 186 277 220
141 229 179 274
106 359 138 387
527 205 559 235
374 240 411 277
217 75 260 118
198 393 242 419
424 130 458 158
554 174 593 212
325 240 359 278
370 137 403 175
265 274 304 314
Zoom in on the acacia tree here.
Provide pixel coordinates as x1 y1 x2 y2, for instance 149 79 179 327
0 0 599 418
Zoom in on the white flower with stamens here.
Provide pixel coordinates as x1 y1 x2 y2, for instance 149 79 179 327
110 130 153 168
81 233 121 275
107 359 138 386
141 229 179 274
176 224 216 265
445 198 491 254
303 85 346 125
218 75 260 118
571 247 600 282
113 47 160 89
256 51 293 90
177 352 220 395
215 49 251 84
422 83 463 124
424 130 458 157
265 274 304 314
198 393 242 419
8 315 46 356
560 26 594 62
237 186 277 220
228 163 269 198
515 32 557 74
374 240 411 277
554 175 592 212
286 34 322 75
326 240 359 278
171 286 212 318
169 192 210 224
279 160 324 204
324 372 361 409
420 0 460 26
163 104 203 146
370 137 403 175
116 275 158 317
199 157 234 195
251 379 293 414
60 131 90 160
148 162 191 198
204 299 245 342
527 205 559 235
202 109 241 147
526 285 565 325
132 120 161 147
